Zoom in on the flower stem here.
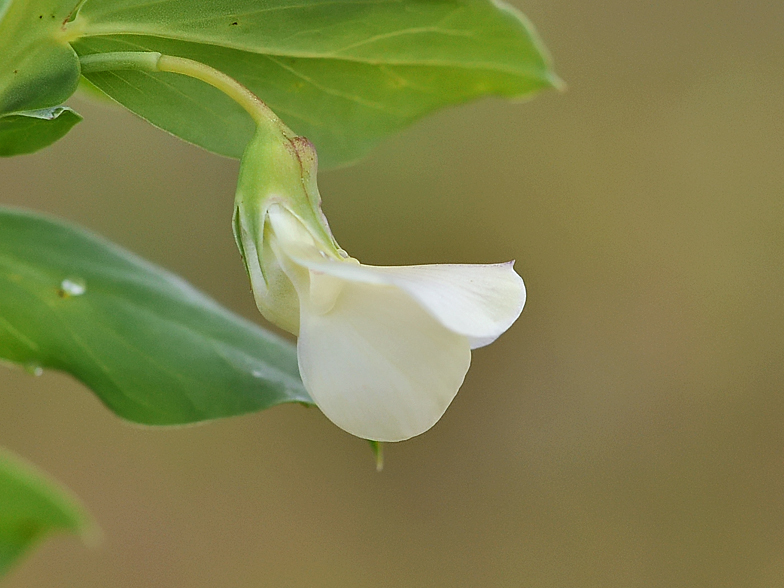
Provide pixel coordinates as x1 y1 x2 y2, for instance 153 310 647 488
78 51 291 137
79 51 161 73
368 440 384 472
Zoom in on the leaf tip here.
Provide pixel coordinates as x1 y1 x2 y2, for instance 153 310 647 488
547 71 568 93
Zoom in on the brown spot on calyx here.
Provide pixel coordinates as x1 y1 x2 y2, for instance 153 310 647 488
290 136 317 167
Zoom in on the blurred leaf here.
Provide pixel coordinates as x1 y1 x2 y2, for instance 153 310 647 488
0 447 91 577
0 207 310 425
0 0 81 115
0 106 81 156
71 0 558 167
74 75 122 107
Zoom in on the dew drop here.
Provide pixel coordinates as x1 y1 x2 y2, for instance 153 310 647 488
24 362 43 377
251 369 265 379
59 277 86 297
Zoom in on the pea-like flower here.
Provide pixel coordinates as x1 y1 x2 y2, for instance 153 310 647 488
234 130 525 441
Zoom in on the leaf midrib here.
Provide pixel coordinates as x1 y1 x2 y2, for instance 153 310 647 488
73 28 548 79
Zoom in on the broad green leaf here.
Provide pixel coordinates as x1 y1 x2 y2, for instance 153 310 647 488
0 207 310 425
0 106 81 156
0 447 92 577
0 0 81 114
70 0 558 167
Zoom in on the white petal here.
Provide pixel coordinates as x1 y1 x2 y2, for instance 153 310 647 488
296 274 471 442
285 252 526 349
368 262 526 348
253 230 302 335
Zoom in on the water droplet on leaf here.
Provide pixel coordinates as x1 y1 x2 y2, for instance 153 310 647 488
59 277 86 297
24 363 43 377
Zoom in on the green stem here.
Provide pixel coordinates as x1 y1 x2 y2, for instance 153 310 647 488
78 51 290 136
79 51 161 74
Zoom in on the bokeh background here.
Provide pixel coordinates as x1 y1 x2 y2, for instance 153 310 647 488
2 0 784 586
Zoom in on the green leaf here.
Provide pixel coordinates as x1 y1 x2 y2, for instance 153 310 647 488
0 447 92 577
70 0 558 168
0 0 81 114
0 207 310 425
0 106 81 156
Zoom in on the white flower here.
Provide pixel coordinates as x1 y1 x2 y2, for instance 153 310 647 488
234 132 525 441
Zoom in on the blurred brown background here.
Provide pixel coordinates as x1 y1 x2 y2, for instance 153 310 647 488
2 0 784 586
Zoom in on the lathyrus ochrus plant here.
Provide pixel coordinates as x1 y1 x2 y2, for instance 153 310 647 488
234 125 526 442
0 0 559 575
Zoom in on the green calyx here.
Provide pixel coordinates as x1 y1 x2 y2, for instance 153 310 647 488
232 125 344 336
234 127 341 269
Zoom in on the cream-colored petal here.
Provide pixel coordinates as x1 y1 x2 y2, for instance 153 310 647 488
283 250 525 349
297 274 471 442
369 262 525 348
